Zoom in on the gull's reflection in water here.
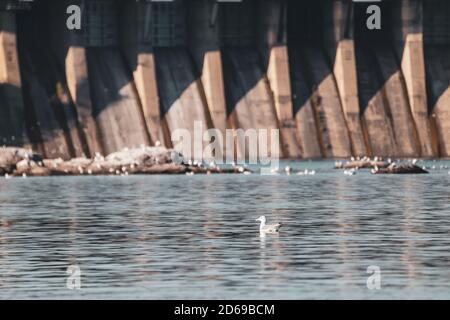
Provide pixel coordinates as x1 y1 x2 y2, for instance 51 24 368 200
258 231 286 292
400 177 422 290
259 233 267 250
258 234 267 291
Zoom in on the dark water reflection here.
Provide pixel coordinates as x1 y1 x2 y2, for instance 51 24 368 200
0 160 449 299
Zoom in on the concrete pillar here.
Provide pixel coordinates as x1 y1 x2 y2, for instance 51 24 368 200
323 0 367 157
353 1 402 157
430 76 450 157
149 0 213 159
0 11 28 147
422 0 450 157
65 47 103 156
259 0 301 158
219 0 281 160
374 47 420 158
121 1 164 147
356 44 398 157
16 3 77 159
76 0 151 155
394 0 435 157
186 0 226 161
46 0 100 157
187 0 227 140
426 43 450 157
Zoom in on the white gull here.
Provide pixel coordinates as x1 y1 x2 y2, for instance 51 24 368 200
255 216 282 234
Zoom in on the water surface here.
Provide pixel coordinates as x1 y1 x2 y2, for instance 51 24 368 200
0 160 449 299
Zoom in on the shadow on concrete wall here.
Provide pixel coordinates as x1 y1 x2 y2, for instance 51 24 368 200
354 1 397 114
153 47 202 118
16 4 83 159
353 1 422 157
0 84 25 146
219 1 269 119
217 0 282 146
423 0 450 114
122 0 212 150
221 47 271 117
0 12 26 147
287 1 325 116
423 0 450 156
287 1 354 158
424 45 450 113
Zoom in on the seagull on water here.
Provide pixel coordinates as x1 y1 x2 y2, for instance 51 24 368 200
255 216 282 234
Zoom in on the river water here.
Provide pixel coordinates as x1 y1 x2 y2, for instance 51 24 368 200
0 160 449 299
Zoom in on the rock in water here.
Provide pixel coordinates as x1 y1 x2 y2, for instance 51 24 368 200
372 163 429 174
0 147 43 175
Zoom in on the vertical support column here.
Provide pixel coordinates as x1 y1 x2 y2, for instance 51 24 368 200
324 0 367 157
65 47 103 155
0 11 28 147
80 0 150 155
259 0 300 158
394 0 435 157
54 0 102 156
423 0 450 157
133 52 162 146
121 1 164 146
187 0 227 148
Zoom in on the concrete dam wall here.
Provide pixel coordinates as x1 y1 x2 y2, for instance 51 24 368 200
0 0 449 159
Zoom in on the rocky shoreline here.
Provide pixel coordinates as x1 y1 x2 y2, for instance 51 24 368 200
0 147 251 177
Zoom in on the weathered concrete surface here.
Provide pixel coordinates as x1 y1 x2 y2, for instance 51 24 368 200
87 48 151 155
131 52 162 145
354 0 430 158
33 2 87 158
44 2 88 159
399 34 434 156
19 52 72 159
422 0 450 157
1 0 450 161
394 0 435 157
200 50 226 133
425 46 450 157
356 45 398 157
323 0 367 157
267 46 300 158
121 1 164 147
16 5 88 159
154 47 212 160
259 0 301 158
42 0 103 158
332 40 367 157
65 47 103 156
289 48 322 159
301 46 352 158
288 0 353 159
187 0 227 143
374 47 419 157
219 0 280 160
223 48 279 160
0 11 27 148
